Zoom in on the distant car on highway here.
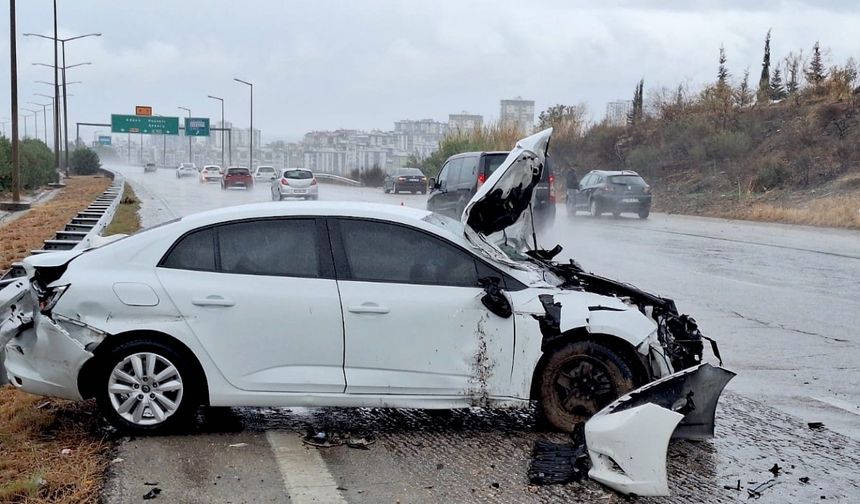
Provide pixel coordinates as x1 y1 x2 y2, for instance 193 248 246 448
254 165 277 180
567 170 652 219
176 162 197 178
383 168 427 194
199 165 221 182
271 168 318 200
221 167 254 190
144 162 157 173
427 151 555 228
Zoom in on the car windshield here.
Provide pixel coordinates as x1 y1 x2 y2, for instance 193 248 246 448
398 168 424 176
227 168 249 175
609 175 647 186
284 170 313 179
258 167 274 172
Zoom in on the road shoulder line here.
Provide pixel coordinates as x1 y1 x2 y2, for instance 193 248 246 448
266 430 347 504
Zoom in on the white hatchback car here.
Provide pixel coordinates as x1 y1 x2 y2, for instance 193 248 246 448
176 162 197 178
254 165 277 180
200 165 222 182
0 130 730 495
271 168 318 200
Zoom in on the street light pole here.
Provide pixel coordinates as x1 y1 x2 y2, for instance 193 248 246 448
24 108 40 140
178 106 192 163
207 95 225 169
29 102 51 144
53 0 59 175
9 0 20 202
234 78 253 170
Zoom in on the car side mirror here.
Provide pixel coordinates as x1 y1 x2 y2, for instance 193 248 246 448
478 277 511 318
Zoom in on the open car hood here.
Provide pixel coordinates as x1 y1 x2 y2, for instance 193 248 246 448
462 128 552 252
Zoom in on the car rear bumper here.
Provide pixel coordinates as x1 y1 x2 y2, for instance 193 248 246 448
278 185 318 196
600 195 652 211
224 179 254 187
393 181 427 191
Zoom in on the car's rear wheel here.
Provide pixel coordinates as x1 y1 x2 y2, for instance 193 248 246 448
537 340 637 432
590 199 601 218
95 339 200 434
639 207 650 219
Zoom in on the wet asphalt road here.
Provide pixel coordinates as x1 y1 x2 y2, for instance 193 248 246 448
102 164 860 503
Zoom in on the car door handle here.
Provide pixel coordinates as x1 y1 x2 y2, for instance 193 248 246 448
348 302 390 314
192 295 235 307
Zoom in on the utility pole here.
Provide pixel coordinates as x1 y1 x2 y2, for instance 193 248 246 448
208 95 225 169
178 106 192 163
29 101 51 144
234 78 253 169
53 0 59 175
9 0 20 202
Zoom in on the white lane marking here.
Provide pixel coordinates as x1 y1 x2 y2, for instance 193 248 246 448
810 396 860 416
266 430 348 504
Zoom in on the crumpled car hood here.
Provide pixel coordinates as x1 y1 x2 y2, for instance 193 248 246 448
462 128 552 252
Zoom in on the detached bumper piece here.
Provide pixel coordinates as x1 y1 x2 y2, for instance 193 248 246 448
584 363 735 496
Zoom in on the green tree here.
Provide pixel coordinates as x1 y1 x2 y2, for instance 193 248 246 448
806 41 826 89
717 45 730 90
69 146 102 175
627 78 644 125
785 53 802 97
757 29 772 103
735 68 754 107
536 104 587 135
770 68 787 100
0 137 57 192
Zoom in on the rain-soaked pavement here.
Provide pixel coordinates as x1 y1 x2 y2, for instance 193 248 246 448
102 164 860 503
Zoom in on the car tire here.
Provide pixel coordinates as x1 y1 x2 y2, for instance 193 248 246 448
95 338 200 435
589 199 601 218
537 339 637 432
421 189 427 195
393 185 399 194
639 207 650 219
612 210 621 218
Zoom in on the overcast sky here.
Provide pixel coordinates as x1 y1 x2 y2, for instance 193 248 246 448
1 0 858 142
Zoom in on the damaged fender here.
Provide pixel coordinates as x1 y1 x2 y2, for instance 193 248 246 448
584 363 735 496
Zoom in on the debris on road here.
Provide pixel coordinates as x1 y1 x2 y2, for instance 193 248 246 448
808 422 825 430
346 436 375 450
528 425 590 485
142 487 162 500
228 442 248 448
769 463 782 477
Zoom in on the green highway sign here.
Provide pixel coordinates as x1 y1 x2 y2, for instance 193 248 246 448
98 135 112 145
111 114 179 135
184 117 210 136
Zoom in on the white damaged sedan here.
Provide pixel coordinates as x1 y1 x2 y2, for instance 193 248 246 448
1 129 732 496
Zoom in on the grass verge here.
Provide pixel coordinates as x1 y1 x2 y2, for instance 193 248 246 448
725 194 860 229
1 176 123 503
103 183 141 236
0 177 111 272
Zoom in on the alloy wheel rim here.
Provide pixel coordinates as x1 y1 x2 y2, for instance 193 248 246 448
554 356 616 417
108 352 183 426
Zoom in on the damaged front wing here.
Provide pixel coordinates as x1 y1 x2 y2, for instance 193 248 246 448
584 363 735 496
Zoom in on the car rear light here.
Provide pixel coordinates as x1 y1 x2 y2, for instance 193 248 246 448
281 178 289 185
398 176 406 181
549 174 555 185
477 173 487 188
311 178 318 185
33 283 69 314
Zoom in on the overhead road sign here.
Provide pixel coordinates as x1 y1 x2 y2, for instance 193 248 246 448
98 135 111 145
135 105 153 116
111 114 179 135
184 117 210 136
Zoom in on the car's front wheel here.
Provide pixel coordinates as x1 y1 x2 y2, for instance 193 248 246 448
96 339 199 435
638 207 650 219
537 340 637 432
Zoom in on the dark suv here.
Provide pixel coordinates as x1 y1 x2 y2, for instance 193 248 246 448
427 151 556 228
567 170 652 219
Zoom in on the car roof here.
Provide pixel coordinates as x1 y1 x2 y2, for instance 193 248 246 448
448 151 508 160
586 169 641 177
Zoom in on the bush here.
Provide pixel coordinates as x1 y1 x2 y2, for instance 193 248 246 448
69 147 101 175
0 137 57 192
625 145 662 175
357 165 386 187
750 157 787 192
708 130 752 159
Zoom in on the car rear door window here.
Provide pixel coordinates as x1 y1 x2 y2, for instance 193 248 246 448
161 227 216 271
217 219 320 277
460 155 478 188
337 219 478 287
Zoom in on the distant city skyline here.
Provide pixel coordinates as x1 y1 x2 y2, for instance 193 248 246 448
4 2 858 142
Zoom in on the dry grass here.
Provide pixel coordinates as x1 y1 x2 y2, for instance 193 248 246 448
726 194 860 229
0 177 111 272
103 184 141 236
0 176 117 503
0 390 110 504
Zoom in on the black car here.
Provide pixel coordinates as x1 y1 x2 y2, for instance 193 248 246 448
383 168 427 194
567 170 652 219
427 151 556 228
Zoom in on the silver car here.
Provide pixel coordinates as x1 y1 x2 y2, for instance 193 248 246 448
176 162 197 178
271 168 319 200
